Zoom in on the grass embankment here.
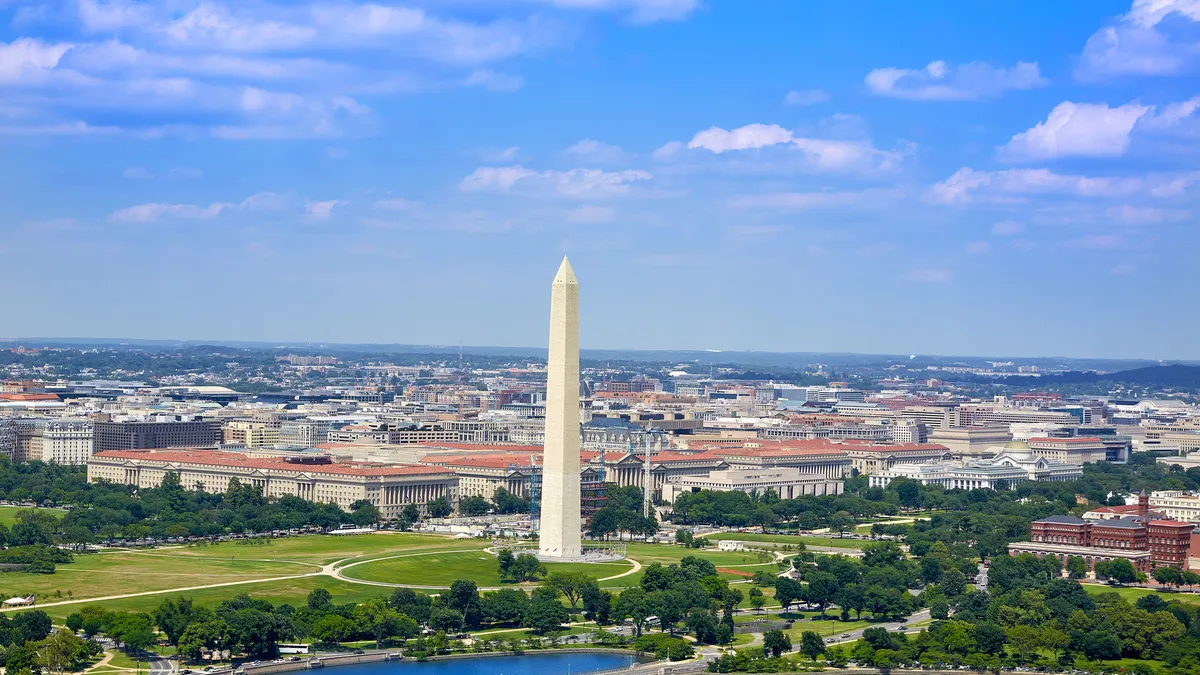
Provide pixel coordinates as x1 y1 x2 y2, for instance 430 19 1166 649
0 550 315 604
1083 583 1200 605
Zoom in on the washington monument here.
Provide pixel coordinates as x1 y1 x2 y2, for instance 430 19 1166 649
539 256 582 559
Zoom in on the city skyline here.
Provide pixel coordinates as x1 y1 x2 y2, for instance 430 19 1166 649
3 1 1200 358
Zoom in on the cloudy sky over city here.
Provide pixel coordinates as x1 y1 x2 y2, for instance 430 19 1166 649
2 0 1199 358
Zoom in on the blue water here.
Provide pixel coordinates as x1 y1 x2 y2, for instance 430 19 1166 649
332 653 638 675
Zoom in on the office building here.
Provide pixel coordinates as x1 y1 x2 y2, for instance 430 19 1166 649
94 419 223 451
87 449 457 518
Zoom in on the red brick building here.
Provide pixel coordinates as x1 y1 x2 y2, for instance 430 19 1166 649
1148 520 1194 568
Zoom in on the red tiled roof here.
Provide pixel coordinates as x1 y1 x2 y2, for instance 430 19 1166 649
0 393 60 401
1148 520 1195 528
92 450 453 477
842 443 950 453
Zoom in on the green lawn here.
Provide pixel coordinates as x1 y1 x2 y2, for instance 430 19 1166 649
1083 584 1200 606
0 505 68 527
699 533 864 549
0 549 316 604
164 532 479 565
341 550 635 588
39 577 397 621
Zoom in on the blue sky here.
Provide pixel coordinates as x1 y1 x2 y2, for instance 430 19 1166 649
2 0 1199 359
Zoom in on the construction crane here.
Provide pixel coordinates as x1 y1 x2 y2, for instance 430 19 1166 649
527 453 541 534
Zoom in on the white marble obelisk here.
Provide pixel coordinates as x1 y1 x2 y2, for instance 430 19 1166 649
538 256 582 559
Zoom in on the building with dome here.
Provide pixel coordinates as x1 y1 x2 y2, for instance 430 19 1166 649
867 440 1083 490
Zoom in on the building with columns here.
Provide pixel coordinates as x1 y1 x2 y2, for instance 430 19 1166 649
87 449 457 518
662 467 843 504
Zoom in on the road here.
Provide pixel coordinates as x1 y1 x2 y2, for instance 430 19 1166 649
976 563 989 591
148 654 174 675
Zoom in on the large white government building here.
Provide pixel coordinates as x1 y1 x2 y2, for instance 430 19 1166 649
662 467 843 504
87 449 458 517
867 441 1083 490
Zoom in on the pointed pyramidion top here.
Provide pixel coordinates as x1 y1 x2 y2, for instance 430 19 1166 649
553 255 577 285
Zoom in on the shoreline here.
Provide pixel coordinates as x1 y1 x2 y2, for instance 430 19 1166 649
238 647 660 675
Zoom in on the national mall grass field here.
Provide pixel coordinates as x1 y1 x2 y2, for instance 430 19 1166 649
0 532 786 621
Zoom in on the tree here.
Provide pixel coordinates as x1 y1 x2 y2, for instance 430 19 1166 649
930 598 950 620
428 608 464 633
940 569 967 597
307 588 333 612
774 577 803 615
401 504 421 523
800 631 825 661
310 614 355 646
748 587 765 613
582 585 613 624
617 588 651 637
496 549 515 578
178 621 230 662
1106 558 1138 585
509 553 546 582
805 571 838 619
522 593 568 634
34 629 89 675
763 629 792 658
715 623 733 648
459 496 491 516
426 497 452 519
349 500 381 526
65 613 84 634
1066 556 1088 579
155 596 208 646
545 571 596 609
446 580 482 628
353 599 403 648
1153 566 1184 589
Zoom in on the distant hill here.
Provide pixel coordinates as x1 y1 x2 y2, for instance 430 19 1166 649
1051 364 1200 388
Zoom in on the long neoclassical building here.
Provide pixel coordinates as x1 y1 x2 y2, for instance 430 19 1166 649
88 449 458 517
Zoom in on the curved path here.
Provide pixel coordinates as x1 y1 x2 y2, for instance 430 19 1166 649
332 549 643 589
0 538 652 613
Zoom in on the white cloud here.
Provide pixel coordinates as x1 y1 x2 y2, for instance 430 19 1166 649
564 139 628 163
566 205 615 222
109 191 286 222
652 140 685 160
1079 0 1200 78
375 197 415 210
0 38 72 83
305 199 340 219
459 165 539 191
991 220 1025 236
110 201 232 222
461 70 525 92
964 241 990 254
123 166 203 180
519 0 700 23
1106 204 1190 223
998 101 1150 161
686 123 904 171
729 188 904 210
783 89 830 106
459 165 652 198
906 268 951 283
865 60 1047 101
1071 233 1127 249
482 146 520 162
930 167 1146 203
122 166 154 179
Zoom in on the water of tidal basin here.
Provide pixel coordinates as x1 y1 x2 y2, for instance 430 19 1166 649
330 653 639 675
